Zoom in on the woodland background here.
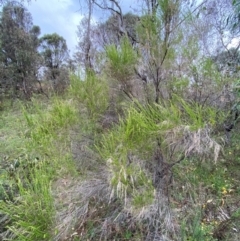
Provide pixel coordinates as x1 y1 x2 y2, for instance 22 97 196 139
0 0 240 240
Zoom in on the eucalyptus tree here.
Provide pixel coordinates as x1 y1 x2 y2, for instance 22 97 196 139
136 0 236 104
75 5 139 73
40 33 69 91
84 0 235 104
92 0 139 45
0 1 41 99
75 17 95 71
133 0 186 103
95 12 139 48
0 0 28 5
91 0 200 103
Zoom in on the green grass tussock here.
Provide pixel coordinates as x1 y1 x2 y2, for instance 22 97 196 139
98 97 223 212
23 97 77 144
69 70 109 121
0 95 79 240
0 168 55 241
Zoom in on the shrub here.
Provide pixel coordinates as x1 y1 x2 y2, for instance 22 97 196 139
98 97 223 209
69 70 109 120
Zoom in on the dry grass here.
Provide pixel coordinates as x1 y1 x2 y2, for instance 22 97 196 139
134 190 179 241
165 125 222 163
53 177 110 241
52 121 180 241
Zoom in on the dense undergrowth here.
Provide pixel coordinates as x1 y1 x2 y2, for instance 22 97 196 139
0 69 240 241
0 94 78 240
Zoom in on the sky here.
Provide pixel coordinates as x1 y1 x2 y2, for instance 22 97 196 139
25 0 141 55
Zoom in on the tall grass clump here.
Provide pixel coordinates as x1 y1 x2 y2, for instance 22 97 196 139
69 70 109 121
94 96 228 240
0 166 55 241
22 97 77 148
0 96 79 240
106 37 137 98
22 96 78 173
106 37 137 79
98 97 223 209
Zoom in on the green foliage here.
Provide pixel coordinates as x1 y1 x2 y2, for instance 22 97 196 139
175 96 222 129
0 96 78 240
136 14 159 43
0 2 41 99
40 33 68 69
106 37 137 90
191 58 225 91
39 33 69 92
135 1 182 103
0 167 55 241
233 79 240 115
22 97 77 145
132 186 155 208
1 1 240 240
69 70 109 120
172 130 240 241
180 210 217 241
100 97 221 158
233 79 240 99
168 77 190 95
98 96 221 208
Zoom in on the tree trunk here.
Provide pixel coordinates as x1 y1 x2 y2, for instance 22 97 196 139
85 0 93 70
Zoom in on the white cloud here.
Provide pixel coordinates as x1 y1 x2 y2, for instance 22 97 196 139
25 0 141 54
227 37 240 49
26 0 83 53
